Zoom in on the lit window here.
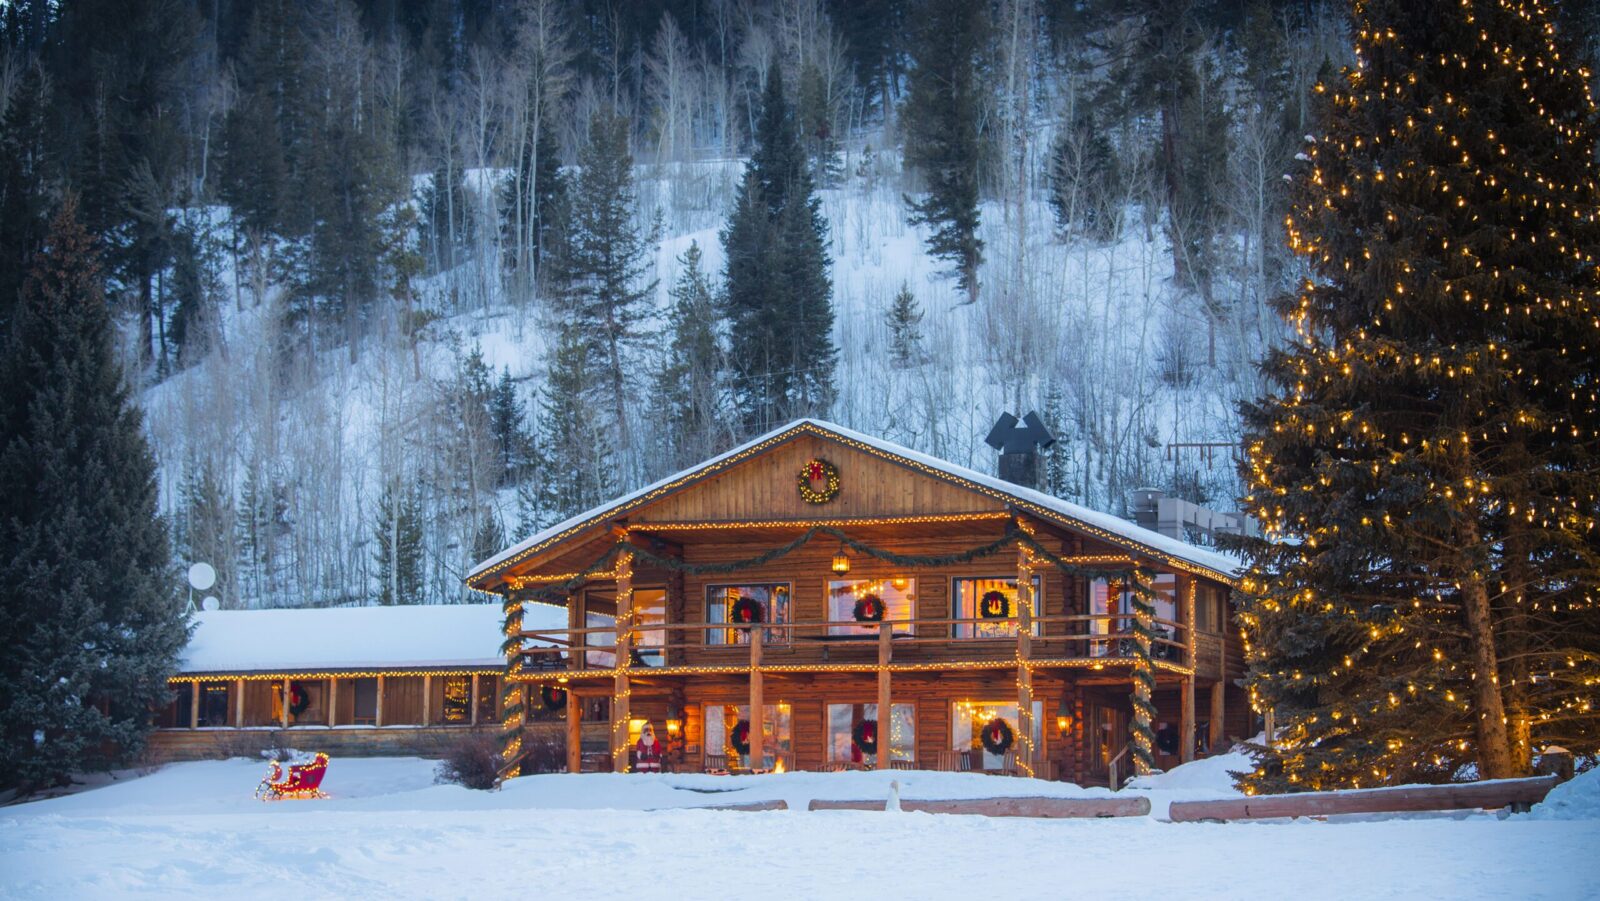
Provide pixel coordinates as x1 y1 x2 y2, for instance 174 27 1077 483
442 677 471 724
826 703 915 766
952 576 1042 638
951 700 1042 770
703 703 792 769
705 584 790 645
827 578 915 636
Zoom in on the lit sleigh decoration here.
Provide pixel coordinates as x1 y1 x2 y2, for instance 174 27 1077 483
255 751 330 801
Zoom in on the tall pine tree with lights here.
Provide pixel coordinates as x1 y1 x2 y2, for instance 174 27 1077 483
1235 0 1600 793
1235 0 1600 792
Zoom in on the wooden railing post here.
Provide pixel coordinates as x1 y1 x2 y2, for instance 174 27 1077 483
567 687 583 773
234 678 244 727
877 621 893 764
1181 676 1196 764
280 677 290 729
328 676 338 728
189 681 199 729
376 674 385 728
611 548 634 773
1209 681 1225 750
749 624 764 769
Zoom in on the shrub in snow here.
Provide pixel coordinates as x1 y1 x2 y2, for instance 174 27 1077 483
434 733 501 790
519 736 565 775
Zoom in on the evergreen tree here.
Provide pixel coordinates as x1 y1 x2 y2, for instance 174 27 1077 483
656 241 725 469
0 59 51 334
1235 0 1600 792
0 201 186 792
471 511 505 566
50 0 196 370
797 63 843 185
530 323 615 524
373 478 424 606
886 281 924 368
902 0 988 303
177 457 235 608
722 65 836 433
551 112 657 455
489 366 532 485
1047 111 1122 243
236 461 285 603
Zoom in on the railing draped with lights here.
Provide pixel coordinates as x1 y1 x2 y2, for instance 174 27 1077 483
514 613 1191 674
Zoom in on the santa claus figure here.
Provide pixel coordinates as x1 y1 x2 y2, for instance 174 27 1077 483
634 723 664 773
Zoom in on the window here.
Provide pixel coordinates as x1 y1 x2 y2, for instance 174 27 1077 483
827 578 915 636
442 677 471 724
352 677 378 725
167 684 192 728
951 700 1043 770
952 576 1042 638
585 590 618 667
827 703 915 766
705 583 790 645
703 703 792 768
1090 575 1178 657
634 588 666 667
198 682 231 727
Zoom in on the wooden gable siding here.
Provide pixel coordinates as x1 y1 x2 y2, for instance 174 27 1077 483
633 434 1006 524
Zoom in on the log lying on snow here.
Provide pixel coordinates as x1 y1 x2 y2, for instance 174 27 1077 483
1167 775 1558 823
807 796 1150 818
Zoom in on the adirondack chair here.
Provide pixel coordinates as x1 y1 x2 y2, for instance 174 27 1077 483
255 752 330 800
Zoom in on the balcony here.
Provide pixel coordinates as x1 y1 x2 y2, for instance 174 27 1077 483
516 613 1193 676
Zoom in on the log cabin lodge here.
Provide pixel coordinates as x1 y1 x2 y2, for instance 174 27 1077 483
157 419 1248 786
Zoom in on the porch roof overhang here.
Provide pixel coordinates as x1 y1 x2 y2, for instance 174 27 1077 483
467 420 1242 592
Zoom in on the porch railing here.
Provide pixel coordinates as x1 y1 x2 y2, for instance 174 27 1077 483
516 612 1190 672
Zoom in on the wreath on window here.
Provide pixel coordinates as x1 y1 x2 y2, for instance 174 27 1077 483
980 717 1015 755
730 720 752 755
287 682 310 717
796 458 841 504
730 596 764 625
852 719 879 755
540 685 567 712
979 590 1011 619
853 594 886 622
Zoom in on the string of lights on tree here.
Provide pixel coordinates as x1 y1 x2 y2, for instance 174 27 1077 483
1233 0 1599 793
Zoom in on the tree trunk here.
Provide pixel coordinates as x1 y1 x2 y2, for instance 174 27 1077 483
1461 562 1515 779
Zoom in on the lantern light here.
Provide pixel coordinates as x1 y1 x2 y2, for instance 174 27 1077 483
831 543 851 574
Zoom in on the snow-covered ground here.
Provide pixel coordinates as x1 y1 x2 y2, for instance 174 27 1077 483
3 756 1595 900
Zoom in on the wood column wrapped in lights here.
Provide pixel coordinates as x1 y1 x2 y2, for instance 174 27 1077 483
610 547 634 773
877 620 892 762
749 623 764 768
1015 546 1035 777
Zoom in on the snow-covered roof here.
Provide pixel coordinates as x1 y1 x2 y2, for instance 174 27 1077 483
469 419 1242 585
177 602 566 674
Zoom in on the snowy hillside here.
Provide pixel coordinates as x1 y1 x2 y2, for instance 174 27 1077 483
139 150 1270 609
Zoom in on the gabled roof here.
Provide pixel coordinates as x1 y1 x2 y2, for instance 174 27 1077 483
176 602 566 674
468 419 1242 586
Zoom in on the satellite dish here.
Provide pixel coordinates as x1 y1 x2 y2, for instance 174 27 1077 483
188 562 216 591
201 596 221 612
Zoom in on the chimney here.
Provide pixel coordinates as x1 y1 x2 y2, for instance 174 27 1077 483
985 411 1055 492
